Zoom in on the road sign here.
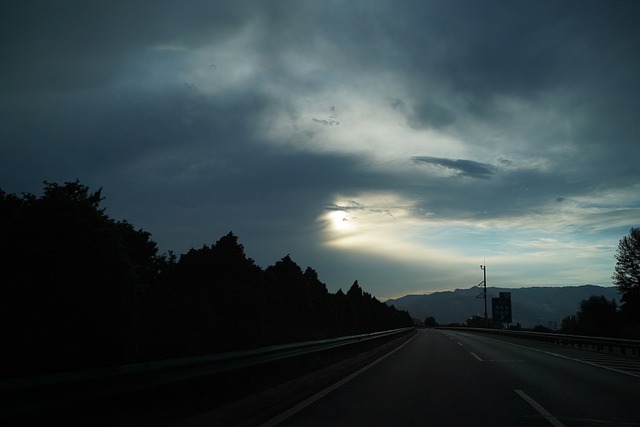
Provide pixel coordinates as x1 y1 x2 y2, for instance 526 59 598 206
492 297 512 323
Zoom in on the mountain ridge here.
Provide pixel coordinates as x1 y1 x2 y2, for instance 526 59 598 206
385 285 620 329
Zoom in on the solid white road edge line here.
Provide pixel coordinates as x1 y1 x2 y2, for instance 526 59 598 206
470 352 483 361
259 331 419 427
514 389 566 427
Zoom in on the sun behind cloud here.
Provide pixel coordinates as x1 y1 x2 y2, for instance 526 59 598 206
327 210 354 233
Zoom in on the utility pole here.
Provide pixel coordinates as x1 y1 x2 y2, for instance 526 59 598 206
480 263 487 328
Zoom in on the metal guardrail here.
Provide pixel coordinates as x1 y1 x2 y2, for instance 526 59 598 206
438 327 640 357
0 327 415 417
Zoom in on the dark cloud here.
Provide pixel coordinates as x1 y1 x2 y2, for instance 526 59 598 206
1 0 638 296
0 0 249 96
398 1 638 99
407 103 456 130
412 156 496 179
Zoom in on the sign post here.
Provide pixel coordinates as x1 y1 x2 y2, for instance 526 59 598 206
480 264 487 328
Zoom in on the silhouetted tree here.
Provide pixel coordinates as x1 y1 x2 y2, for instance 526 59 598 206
346 281 366 332
0 181 140 377
612 227 640 335
424 316 438 328
146 232 263 358
579 296 619 336
303 267 336 339
115 220 168 291
561 295 619 337
561 315 578 334
208 232 264 348
343 280 413 333
466 315 486 328
264 255 313 344
333 288 355 335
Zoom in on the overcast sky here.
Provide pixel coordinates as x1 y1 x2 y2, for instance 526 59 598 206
2 0 638 299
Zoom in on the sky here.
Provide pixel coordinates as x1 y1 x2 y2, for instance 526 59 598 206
1 0 638 300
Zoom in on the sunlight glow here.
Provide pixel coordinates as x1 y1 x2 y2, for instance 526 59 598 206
327 210 354 232
317 191 626 288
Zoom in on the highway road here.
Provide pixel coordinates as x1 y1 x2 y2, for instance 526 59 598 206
266 329 640 426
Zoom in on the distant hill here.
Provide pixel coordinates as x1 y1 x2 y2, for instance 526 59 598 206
385 285 620 329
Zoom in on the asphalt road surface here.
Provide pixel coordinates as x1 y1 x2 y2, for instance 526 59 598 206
266 329 640 426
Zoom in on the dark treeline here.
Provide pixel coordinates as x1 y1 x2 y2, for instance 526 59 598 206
0 181 413 379
559 295 621 337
